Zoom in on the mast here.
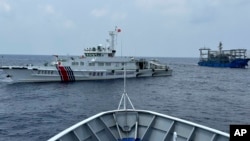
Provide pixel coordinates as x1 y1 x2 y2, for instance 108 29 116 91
117 65 135 110
218 42 223 54
109 27 121 50
109 30 116 50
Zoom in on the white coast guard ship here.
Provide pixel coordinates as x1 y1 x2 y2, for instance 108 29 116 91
0 28 172 83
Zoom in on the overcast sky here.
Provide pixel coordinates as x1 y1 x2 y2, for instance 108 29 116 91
1 0 250 57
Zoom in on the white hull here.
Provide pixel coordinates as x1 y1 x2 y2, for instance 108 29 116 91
48 109 229 141
1 66 172 83
47 80 229 141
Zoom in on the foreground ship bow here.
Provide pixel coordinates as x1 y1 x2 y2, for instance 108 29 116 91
48 90 229 141
0 28 172 83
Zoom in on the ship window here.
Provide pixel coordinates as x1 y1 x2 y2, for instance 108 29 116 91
98 62 104 66
106 62 111 66
80 62 84 66
72 62 79 66
89 62 95 66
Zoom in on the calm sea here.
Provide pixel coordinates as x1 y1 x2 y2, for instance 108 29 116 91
0 55 250 141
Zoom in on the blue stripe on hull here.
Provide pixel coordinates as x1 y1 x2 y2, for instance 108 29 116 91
56 66 75 82
198 58 249 68
65 66 75 81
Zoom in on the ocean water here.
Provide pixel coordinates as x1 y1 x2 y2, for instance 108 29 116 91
0 55 250 141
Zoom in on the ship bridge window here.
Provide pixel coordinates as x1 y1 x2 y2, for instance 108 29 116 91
98 62 104 66
72 62 79 66
80 62 84 66
105 62 111 66
89 62 95 66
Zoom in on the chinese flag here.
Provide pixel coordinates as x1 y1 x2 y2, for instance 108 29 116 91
117 29 121 32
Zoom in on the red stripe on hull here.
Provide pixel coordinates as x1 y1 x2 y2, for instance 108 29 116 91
58 66 69 81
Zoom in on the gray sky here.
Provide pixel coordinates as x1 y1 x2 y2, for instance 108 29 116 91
1 0 250 57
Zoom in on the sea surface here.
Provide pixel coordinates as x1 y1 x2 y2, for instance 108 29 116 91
0 55 250 141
